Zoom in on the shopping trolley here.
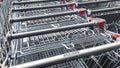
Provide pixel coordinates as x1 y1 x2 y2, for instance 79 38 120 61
12 0 70 8
8 16 120 68
89 4 120 33
8 31 120 68
77 0 120 12
2 0 120 68
7 10 120 68
11 3 76 18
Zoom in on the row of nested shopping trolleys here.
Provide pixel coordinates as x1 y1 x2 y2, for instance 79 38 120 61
1 0 120 68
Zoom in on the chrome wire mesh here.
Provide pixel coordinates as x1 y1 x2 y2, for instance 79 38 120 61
12 1 65 8
78 1 120 10
12 7 73 17
95 10 120 33
1 0 120 68
9 0 120 68
11 15 86 32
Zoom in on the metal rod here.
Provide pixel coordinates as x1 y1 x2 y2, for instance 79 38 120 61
92 7 120 13
12 3 75 12
7 22 96 40
10 10 78 23
9 42 120 68
12 0 61 5
93 11 120 17
77 0 119 7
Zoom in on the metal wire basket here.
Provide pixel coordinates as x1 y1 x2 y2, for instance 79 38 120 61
1 0 120 68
